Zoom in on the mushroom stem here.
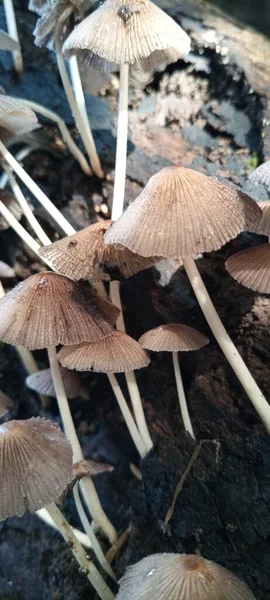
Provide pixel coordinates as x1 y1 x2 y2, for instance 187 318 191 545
69 56 104 178
0 139 75 235
3 0 23 75
182 256 270 432
107 372 147 458
111 64 129 221
47 346 118 544
2 164 51 246
0 147 33 189
17 98 91 176
36 507 92 549
172 351 195 439
44 503 115 600
110 279 153 453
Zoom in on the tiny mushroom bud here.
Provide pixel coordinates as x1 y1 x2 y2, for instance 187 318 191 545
0 390 14 418
225 244 270 294
249 160 270 191
26 366 89 399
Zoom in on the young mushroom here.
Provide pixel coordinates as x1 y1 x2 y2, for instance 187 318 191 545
26 366 89 400
116 553 255 600
139 324 209 439
225 244 270 294
249 160 270 191
104 166 270 432
0 390 14 418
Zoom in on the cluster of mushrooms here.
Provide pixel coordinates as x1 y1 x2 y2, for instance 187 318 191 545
0 0 269 598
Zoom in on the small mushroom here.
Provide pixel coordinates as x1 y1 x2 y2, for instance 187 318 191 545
225 244 270 294
139 324 209 439
26 366 89 399
0 390 14 418
116 553 255 600
249 160 270 192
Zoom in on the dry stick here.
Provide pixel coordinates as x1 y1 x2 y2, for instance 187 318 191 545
36 507 92 549
182 256 270 432
172 352 195 440
45 503 114 600
69 56 104 178
48 347 118 544
3 0 23 74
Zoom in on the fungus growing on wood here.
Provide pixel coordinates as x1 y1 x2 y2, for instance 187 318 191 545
26 366 89 399
225 244 270 294
0 390 14 418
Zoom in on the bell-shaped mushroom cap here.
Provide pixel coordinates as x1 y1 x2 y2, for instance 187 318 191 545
26 367 89 399
0 390 14 418
0 417 73 520
58 330 150 373
0 272 118 350
63 0 190 73
0 95 38 136
33 0 84 50
104 167 261 259
0 30 20 51
0 261 15 279
249 160 270 191
139 324 209 352
39 220 158 281
0 189 23 230
225 243 270 294
249 201 270 236
116 553 255 600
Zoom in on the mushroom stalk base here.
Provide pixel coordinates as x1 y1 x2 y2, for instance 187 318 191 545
172 352 195 439
182 256 270 433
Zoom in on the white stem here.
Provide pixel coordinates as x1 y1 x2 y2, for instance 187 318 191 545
73 484 116 580
3 0 23 75
0 139 75 236
45 503 114 600
111 64 129 221
0 147 33 189
172 352 195 439
17 98 91 176
107 372 147 458
36 507 92 549
183 256 270 433
48 347 118 544
69 56 103 178
2 164 51 245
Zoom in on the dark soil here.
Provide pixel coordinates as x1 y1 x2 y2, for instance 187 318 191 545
0 1 270 599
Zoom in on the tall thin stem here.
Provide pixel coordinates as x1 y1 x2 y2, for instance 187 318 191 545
3 0 23 75
36 507 92 549
111 64 129 221
172 352 195 439
182 256 270 432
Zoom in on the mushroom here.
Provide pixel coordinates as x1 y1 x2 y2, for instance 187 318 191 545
0 416 114 600
3 0 23 74
139 324 209 439
0 261 15 279
0 390 14 418
104 166 270 432
225 244 270 294
58 329 150 457
249 160 270 192
116 553 255 600
26 366 89 399
249 200 270 241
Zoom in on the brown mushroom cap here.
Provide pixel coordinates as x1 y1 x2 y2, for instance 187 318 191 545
0 417 73 520
225 243 270 294
63 0 190 73
0 390 14 418
0 272 118 350
39 220 158 281
104 167 261 259
249 160 270 191
26 366 89 399
58 330 150 373
116 553 255 600
0 95 38 136
73 459 114 481
0 190 23 230
249 201 270 236
139 324 209 352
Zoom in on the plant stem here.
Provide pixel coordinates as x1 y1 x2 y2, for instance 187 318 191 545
45 503 114 600
69 56 104 178
47 347 118 544
182 256 270 432
3 0 23 75
172 351 195 439
111 64 129 221
36 507 92 549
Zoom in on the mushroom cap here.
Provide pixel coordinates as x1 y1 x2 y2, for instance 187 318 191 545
28 0 48 14
0 272 118 350
33 1 84 50
249 201 270 236
104 167 261 259
0 30 20 51
39 220 158 281
249 160 270 191
225 243 270 294
0 417 73 520
73 459 114 480
0 390 14 418
63 0 190 73
0 261 15 279
116 553 255 600
0 95 38 136
139 324 209 352
26 366 89 399
0 189 23 230
58 330 150 373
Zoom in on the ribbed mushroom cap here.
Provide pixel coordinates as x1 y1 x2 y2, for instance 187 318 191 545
0 189 23 230
39 220 158 281
0 261 15 279
0 272 118 350
249 201 270 236
249 160 270 191
33 0 84 50
116 553 255 600
58 330 150 373
104 167 261 259
26 367 89 399
139 324 209 352
0 417 73 520
63 0 190 73
0 30 20 51
0 95 38 136
225 243 270 294
0 391 14 418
